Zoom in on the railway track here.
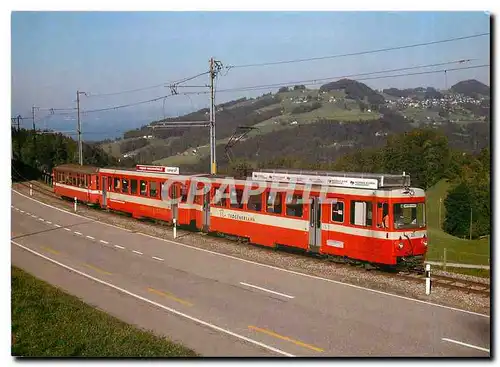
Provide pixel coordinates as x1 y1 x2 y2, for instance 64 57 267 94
397 272 490 297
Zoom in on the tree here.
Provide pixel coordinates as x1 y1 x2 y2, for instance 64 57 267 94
443 181 472 238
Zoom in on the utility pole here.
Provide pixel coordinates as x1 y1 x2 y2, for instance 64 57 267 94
469 206 473 240
17 115 21 156
76 91 85 165
32 106 37 155
438 197 442 229
209 57 216 175
208 57 222 175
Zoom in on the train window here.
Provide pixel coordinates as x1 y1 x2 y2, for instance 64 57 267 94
131 179 138 195
181 184 188 203
350 200 373 227
213 187 228 207
140 180 148 196
230 188 244 209
95 175 99 190
285 194 303 218
122 179 129 194
266 192 283 215
108 176 113 192
114 177 121 191
331 201 344 223
150 181 158 198
247 193 262 212
393 202 426 229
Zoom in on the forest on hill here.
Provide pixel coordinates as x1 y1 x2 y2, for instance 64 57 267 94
11 127 135 181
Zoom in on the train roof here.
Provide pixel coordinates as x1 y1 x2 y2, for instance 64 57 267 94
53 164 99 174
252 168 411 189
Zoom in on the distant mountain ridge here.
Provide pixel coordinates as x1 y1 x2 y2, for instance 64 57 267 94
450 79 490 98
102 78 489 170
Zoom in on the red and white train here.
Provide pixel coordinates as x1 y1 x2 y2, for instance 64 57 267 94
52 163 428 269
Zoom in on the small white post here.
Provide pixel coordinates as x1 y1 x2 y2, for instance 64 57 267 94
443 248 447 271
173 218 177 239
425 264 431 295
74 197 77 212
29 184 33 196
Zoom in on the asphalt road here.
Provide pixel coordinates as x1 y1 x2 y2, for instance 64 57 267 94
10 190 491 357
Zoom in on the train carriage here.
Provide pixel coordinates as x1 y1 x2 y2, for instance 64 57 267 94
97 166 207 225
51 163 428 269
52 164 101 204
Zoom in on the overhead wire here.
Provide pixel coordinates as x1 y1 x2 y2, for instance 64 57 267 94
225 32 490 69
215 63 490 94
85 71 210 98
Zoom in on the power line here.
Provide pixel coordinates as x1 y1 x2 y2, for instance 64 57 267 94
226 32 490 69
216 63 490 94
85 71 210 98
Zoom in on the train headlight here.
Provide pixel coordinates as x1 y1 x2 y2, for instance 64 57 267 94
422 238 428 247
398 242 404 249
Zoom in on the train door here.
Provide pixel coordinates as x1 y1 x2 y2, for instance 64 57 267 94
308 196 321 252
102 176 107 208
202 188 210 232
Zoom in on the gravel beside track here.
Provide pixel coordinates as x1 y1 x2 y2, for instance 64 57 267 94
11 180 491 316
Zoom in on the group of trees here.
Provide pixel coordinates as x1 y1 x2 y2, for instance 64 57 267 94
11 127 127 181
442 148 490 239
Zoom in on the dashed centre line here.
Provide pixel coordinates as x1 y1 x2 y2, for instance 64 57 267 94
15 205 195 280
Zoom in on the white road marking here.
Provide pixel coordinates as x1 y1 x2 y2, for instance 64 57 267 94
31 215 37 218
137 233 489 318
20 210 24 213
100 240 109 245
132 250 143 255
11 240 294 357
114 245 125 249
74 232 82 236
240 282 295 299
442 338 490 353
12 190 132 232
38 218 45 222
152 256 164 261
64 228 71 231
54 224 61 228
12 188 490 319
46 221 52 224
86 235 95 240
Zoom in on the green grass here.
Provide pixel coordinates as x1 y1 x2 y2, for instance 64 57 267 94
11 266 198 357
425 180 490 266
430 266 490 279
153 154 201 166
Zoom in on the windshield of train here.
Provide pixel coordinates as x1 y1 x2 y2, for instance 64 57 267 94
393 202 426 230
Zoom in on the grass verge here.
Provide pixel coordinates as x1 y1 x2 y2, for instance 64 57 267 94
11 266 198 357
425 180 490 266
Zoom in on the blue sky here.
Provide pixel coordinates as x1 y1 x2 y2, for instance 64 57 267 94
11 11 490 134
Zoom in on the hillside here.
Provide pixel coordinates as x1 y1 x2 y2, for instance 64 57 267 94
102 78 490 172
451 79 490 98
